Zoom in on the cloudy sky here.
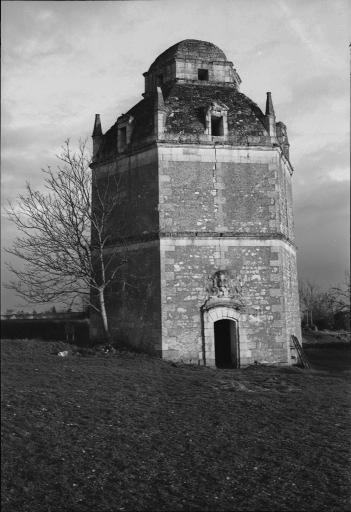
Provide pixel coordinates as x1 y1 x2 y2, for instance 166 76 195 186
1 0 350 312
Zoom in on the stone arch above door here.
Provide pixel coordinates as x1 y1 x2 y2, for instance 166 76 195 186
202 305 241 367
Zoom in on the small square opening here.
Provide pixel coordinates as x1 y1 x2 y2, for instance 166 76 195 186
211 116 224 136
198 69 209 81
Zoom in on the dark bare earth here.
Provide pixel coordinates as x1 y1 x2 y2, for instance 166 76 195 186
1 338 350 512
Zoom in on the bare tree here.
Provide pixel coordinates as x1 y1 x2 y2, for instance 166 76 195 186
5 140 127 340
299 274 351 330
298 280 333 329
328 271 350 314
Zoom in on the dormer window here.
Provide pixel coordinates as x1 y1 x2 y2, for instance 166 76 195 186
205 101 228 138
211 116 224 136
198 69 208 81
119 126 127 147
117 115 134 153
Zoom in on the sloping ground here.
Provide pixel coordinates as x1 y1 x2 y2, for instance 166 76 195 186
1 339 350 512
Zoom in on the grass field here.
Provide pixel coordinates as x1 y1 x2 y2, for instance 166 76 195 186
1 338 350 512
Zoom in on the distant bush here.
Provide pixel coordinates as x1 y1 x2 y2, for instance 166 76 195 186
1 318 89 345
300 275 350 331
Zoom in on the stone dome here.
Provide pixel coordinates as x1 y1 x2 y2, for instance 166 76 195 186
148 39 228 71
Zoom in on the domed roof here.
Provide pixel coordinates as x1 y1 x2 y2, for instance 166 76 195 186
148 39 227 71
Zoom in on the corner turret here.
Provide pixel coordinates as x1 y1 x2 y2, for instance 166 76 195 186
276 122 290 160
92 114 103 160
154 86 167 138
264 92 277 141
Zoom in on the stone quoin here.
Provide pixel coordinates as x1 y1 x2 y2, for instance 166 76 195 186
90 39 301 367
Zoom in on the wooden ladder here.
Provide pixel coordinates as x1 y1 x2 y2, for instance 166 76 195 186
290 335 310 369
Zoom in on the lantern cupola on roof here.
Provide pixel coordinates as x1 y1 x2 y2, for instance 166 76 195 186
143 39 241 95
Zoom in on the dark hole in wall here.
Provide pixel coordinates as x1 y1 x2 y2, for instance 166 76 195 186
198 68 209 81
119 126 127 147
211 116 224 136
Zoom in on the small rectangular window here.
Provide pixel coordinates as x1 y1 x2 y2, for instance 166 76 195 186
211 116 224 136
119 126 127 147
157 74 163 86
198 69 208 81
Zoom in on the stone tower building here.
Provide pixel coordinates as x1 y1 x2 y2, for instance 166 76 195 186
90 39 301 367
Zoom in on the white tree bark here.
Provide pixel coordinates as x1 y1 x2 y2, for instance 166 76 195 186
5 139 127 342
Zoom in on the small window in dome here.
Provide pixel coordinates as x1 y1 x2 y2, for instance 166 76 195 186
157 74 163 86
198 69 208 81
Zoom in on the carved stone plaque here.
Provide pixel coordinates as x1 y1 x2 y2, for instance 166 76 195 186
204 270 245 310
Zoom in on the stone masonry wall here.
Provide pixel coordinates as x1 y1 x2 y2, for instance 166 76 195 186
175 59 235 83
158 145 294 239
279 244 302 363
158 144 299 366
91 143 299 364
90 241 162 353
95 147 159 241
160 238 298 366
90 147 161 351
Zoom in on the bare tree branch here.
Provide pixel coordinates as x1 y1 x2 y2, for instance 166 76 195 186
5 139 128 340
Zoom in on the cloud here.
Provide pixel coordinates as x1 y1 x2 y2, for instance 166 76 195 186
285 74 347 110
3 4 74 67
1 0 349 311
294 177 350 288
274 0 349 70
293 141 349 186
295 179 349 221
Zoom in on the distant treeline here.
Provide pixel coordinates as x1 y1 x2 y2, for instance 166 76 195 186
2 310 88 320
1 317 90 345
299 276 350 331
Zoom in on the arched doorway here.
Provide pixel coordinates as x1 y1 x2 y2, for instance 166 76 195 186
214 319 238 368
201 305 241 368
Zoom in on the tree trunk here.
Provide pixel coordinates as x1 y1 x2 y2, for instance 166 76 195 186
98 287 110 342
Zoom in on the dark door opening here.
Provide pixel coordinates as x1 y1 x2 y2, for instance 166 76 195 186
214 319 238 368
